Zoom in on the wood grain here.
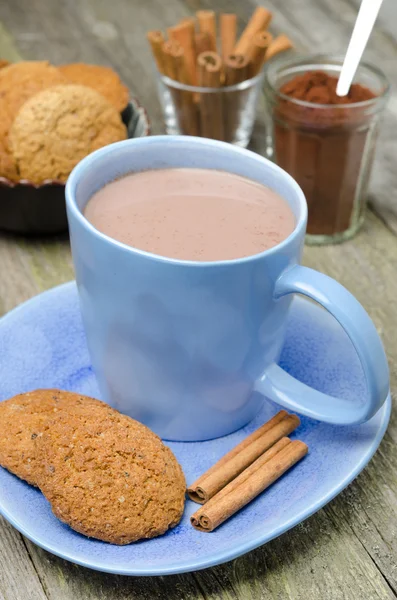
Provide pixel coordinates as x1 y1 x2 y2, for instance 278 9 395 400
0 0 397 598
0 517 47 600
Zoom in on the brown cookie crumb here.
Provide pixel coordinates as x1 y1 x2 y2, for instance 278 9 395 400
59 63 129 111
9 84 127 183
0 389 108 485
36 410 186 544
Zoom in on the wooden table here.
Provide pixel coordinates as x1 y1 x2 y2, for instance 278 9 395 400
1 1 397 598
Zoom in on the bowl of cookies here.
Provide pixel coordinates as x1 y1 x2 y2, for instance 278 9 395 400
0 61 150 235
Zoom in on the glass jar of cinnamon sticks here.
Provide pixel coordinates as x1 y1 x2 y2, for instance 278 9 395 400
264 54 390 244
147 9 293 147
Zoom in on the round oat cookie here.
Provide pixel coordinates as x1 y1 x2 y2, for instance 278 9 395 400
0 389 108 486
0 61 67 119
9 84 127 183
37 410 186 545
59 63 129 112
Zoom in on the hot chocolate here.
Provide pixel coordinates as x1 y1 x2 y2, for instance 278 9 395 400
84 168 295 261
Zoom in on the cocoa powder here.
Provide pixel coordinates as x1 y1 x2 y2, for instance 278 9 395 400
273 70 377 237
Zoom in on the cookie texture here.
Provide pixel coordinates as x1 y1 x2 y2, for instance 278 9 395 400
0 389 107 485
0 138 18 180
59 63 129 111
0 98 14 151
0 61 67 119
9 84 127 183
0 99 18 179
36 410 186 544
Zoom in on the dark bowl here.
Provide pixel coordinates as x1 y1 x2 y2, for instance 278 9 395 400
0 97 151 236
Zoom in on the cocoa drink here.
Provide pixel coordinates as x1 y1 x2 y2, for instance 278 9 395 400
84 168 295 261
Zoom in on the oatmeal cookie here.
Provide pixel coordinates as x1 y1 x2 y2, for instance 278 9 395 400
0 389 107 485
59 63 129 111
0 61 67 118
36 409 186 544
9 84 127 183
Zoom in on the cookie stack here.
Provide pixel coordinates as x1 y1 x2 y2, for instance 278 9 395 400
0 390 186 544
0 61 129 184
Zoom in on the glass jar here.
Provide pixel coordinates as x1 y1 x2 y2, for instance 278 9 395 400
264 54 390 244
157 71 264 147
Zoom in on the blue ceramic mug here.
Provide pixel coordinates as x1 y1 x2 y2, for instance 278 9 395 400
66 136 389 441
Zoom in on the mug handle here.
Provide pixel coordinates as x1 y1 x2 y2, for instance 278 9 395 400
256 265 389 425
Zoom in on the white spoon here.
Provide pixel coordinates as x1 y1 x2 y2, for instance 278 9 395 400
336 0 384 97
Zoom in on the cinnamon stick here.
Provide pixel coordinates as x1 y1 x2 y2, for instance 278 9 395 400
168 20 197 84
224 54 249 86
220 13 237 62
207 437 291 504
197 51 224 141
222 54 250 142
195 32 212 57
191 440 308 532
234 6 272 58
162 40 199 136
189 411 287 493
187 411 300 503
265 34 293 61
196 10 217 52
162 39 181 79
197 52 222 87
147 30 166 74
248 30 273 76
168 43 191 85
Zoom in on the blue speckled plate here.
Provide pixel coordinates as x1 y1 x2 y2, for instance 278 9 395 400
0 282 391 576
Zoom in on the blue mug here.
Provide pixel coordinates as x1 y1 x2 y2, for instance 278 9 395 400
66 136 389 441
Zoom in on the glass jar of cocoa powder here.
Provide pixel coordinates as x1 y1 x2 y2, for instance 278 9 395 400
264 54 390 244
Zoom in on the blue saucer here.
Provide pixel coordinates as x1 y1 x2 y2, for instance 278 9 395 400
0 282 390 576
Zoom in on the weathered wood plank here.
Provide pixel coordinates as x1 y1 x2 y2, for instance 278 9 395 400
0 236 73 315
23 541 205 600
195 503 397 600
0 517 47 600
